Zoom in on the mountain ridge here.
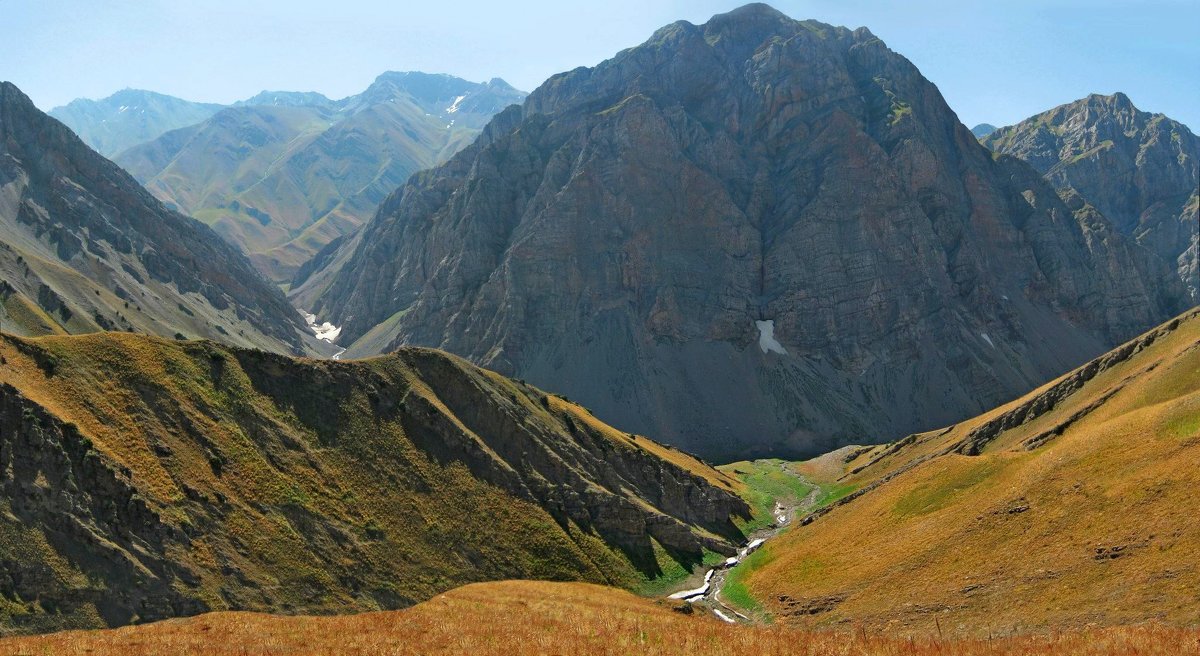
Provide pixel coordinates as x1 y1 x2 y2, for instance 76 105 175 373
0 328 747 634
1 81 313 353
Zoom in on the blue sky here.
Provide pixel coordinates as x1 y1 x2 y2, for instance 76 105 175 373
2 0 1197 130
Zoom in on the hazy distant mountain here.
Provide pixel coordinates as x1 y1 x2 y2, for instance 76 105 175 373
983 93 1199 299
116 72 526 282
0 82 312 353
970 123 997 138
303 5 1187 461
49 89 223 157
233 90 337 108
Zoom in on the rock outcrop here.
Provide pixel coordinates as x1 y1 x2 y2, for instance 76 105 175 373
983 93 1199 299
307 5 1188 460
0 81 312 353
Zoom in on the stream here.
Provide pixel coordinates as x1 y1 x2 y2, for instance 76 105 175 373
667 464 823 624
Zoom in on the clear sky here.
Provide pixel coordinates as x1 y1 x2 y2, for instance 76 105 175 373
2 0 1197 130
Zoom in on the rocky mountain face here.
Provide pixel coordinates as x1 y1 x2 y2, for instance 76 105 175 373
982 93 1199 299
0 82 312 353
306 5 1188 461
48 89 223 157
115 73 526 282
0 330 747 634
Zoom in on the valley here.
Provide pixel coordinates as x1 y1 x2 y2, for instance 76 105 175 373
1 1 1197 652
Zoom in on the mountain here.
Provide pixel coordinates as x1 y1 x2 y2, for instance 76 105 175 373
0 81 312 353
0 329 748 635
2 581 1193 655
738 308 1200 633
970 123 996 138
233 90 337 109
48 89 223 157
982 93 1199 299
116 73 527 282
303 4 1188 461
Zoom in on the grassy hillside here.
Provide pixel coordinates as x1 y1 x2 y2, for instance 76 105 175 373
735 308 1200 635
0 331 746 635
0 580 1194 655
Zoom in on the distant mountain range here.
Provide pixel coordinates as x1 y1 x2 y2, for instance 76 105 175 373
300 4 1188 461
970 122 997 138
51 74 527 282
981 93 1199 300
0 81 315 353
48 89 223 158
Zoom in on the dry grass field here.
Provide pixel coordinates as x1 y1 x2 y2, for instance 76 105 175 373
0 580 1196 656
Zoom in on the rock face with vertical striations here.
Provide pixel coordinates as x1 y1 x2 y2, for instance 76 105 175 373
982 93 1199 300
0 81 311 353
307 4 1189 460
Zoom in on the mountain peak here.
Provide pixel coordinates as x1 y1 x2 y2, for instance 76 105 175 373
1084 91 1136 111
486 77 517 91
0 81 37 133
720 2 790 20
311 6 1187 460
703 2 801 39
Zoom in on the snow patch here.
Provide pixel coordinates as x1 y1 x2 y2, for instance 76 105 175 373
712 608 736 623
301 310 342 343
981 332 995 349
756 320 787 355
667 581 710 600
118 105 128 113
445 94 467 114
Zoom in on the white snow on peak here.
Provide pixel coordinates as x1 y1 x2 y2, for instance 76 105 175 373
445 94 467 114
981 332 996 349
118 105 128 113
755 320 787 355
301 310 342 344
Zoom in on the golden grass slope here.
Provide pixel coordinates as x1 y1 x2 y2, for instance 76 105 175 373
0 580 1196 656
741 308 1200 635
0 331 745 635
